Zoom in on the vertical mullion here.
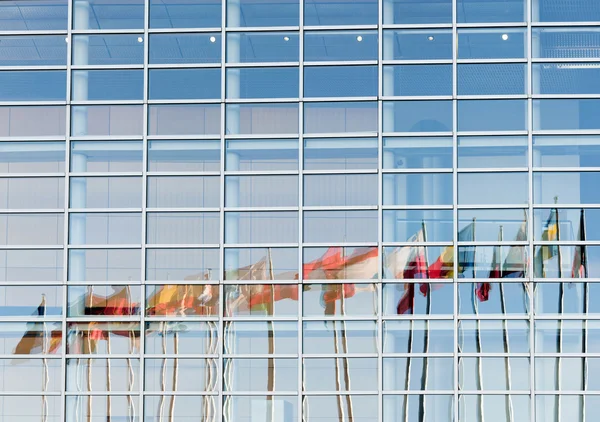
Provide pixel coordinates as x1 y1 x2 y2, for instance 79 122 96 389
298 0 305 420
377 0 384 420
452 0 459 419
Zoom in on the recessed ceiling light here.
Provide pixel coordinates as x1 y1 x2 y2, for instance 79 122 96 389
137 37 143 43
209 36 216 43
283 36 290 41
356 35 363 42
502 34 509 41
427 36 434 41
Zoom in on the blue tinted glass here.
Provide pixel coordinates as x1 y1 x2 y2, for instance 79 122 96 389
148 140 221 172
383 65 452 96
304 138 378 170
0 71 66 101
533 136 600 168
304 174 378 206
383 173 453 206
227 32 299 63
0 36 67 66
534 172 600 205
72 105 144 137
149 68 221 100
458 100 527 132
227 0 299 27
457 0 525 23
458 28 527 59
534 99 600 131
383 0 452 24
149 0 221 28
149 104 220 136
534 64 600 95
383 137 453 168
226 139 298 171
304 66 377 97
383 101 453 133
458 136 528 168
150 33 221 64
0 0 68 30
533 0 600 22
72 70 144 101
71 140 142 172
73 35 144 65
305 0 377 25
226 103 299 135
73 0 145 30
458 209 529 242
304 102 378 134
382 210 454 242
459 172 528 205
304 31 377 61
383 30 452 60
227 67 299 99
458 64 527 95
533 28 600 59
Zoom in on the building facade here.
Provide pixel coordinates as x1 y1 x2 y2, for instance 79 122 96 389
0 0 600 421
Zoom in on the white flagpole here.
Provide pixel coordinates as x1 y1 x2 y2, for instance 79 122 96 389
498 226 514 422
555 205 563 422
267 248 276 422
419 221 430 422
470 219 484 422
41 294 48 422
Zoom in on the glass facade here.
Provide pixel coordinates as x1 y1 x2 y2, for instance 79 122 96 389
0 0 599 421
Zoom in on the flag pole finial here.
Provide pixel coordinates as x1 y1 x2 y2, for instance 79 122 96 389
554 195 559 204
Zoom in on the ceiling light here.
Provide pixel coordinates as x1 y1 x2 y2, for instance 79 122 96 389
502 34 509 41
427 36 434 41
209 36 216 43
137 37 143 43
283 36 290 41
356 35 363 42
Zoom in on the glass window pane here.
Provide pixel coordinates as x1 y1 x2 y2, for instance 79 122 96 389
535 358 588 390
459 320 530 353
226 103 299 135
67 285 141 317
304 210 377 243
226 139 299 171
304 0 378 25
0 249 64 282
223 322 298 354
383 29 453 60
149 68 220 100
383 137 453 169
534 208 600 241
67 322 140 354
458 282 529 315
534 246 600 279
225 211 299 244
144 359 218 391
304 138 377 170
383 245 455 281
458 172 528 205
533 0 600 22
225 175 298 207
68 249 141 282
0 0 67 30
0 35 67 66
304 31 378 61
383 320 454 353
458 209 528 242
72 34 144 65
534 171 600 205
534 63 600 95
534 282 600 315
226 32 299 63
0 359 61 392
72 70 143 101
223 358 297 391
71 105 144 137
383 282 454 315
303 320 377 354
304 174 378 207
0 71 66 101
0 321 62 354
534 136 600 168
304 65 377 97
67 358 140 392
458 28 527 59
383 0 452 24
2 397 60 422
71 140 142 172
458 64 526 95
458 136 528 168
146 212 220 245
382 210 454 242
532 27 600 59
148 104 220 136
145 284 219 316
147 176 220 208
227 67 299 99
0 106 66 137
224 248 298 281
383 101 453 133
73 0 145 29
0 285 62 317
384 65 452 97
534 320 589 353
304 358 378 391
303 283 377 317
0 177 64 209
227 0 299 27
460 395 530 422
149 0 221 28
145 321 218 354
224 285 299 317
0 142 65 173
148 140 221 172
303 246 379 281
68 213 141 245
149 33 221 64
383 173 453 206
222 396 298 422
383 357 454 390
534 99 600 131
145 249 219 282
384 395 454 422
457 0 525 23
304 101 378 134
69 177 142 209
458 100 528 132
0 213 64 245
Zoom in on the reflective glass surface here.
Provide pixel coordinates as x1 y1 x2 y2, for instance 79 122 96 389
149 68 221 100
458 28 527 59
304 65 378 98
304 0 378 25
0 1 67 30
457 0 525 23
226 0 299 27
227 67 299 99
384 64 452 97
0 71 66 101
72 34 144 65
73 0 145 29
149 0 221 28
149 33 221 64
0 35 67 66
383 29 452 60
304 31 378 61
458 100 528 132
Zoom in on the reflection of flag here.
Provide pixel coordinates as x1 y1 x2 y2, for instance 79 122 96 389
428 223 475 279
503 217 528 277
572 209 588 278
535 208 559 277
237 256 268 281
303 247 344 279
247 284 299 308
13 296 61 359
475 282 492 302
321 284 357 315
85 287 138 316
390 229 429 314
336 247 378 280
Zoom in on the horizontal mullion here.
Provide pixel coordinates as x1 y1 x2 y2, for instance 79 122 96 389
0 65 67 71
381 95 453 101
382 168 452 174
145 207 221 213
302 169 377 175
146 98 220 104
0 244 64 250
382 60 452 65
70 65 144 70
382 131 453 137
224 62 299 68
302 205 378 211
456 167 528 173
223 243 298 248
0 173 64 178
147 171 221 177
68 208 143 213
69 172 142 177
144 244 220 249
148 62 221 69
302 96 377 102
457 58 528 64
223 170 298 176
0 391 62 396
222 207 299 212
66 244 142 249
303 60 378 67
0 101 66 106
148 27 221 34
225 26 300 32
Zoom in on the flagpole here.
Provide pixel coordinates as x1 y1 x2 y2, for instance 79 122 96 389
580 209 588 421
470 218 484 422
126 285 135 422
340 285 354 422
86 287 93 422
333 248 345 422
41 294 48 422
554 202 563 422
267 248 276 422
418 221 430 422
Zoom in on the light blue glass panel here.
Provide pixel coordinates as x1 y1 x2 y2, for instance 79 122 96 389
534 171 600 205
383 0 452 24
383 283 454 315
147 176 220 208
534 99 600 130
460 395 530 422
0 285 63 317
459 320 530 353
304 321 378 353
68 249 141 281
305 396 378 421
226 139 298 171
305 0 378 25
535 282 600 315
69 177 142 208
145 248 219 281
225 211 299 244
384 65 452 97
149 0 221 28
70 140 142 172
0 141 65 173
458 209 528 242
226 32 299 63
149 68 221 100
304 210 378 243
458 100 527 132
221 358 298 390
533 0 600 22
0 396 61 422
535 358 590 390
383 173 453 206
304 358 377 390
534 320 588 353
0 0 67 30
304 65 377 97
532 27 600 59
384 395 454 422
227 67 299 99
0 249 63 282
304 102 378 134
382 210 454 242
383 29 452 60
226 103 299 135
149 33 221 64
0 36 67 66
458 283 529 315
533 208 600 241
383 101 453 133
222 396 298 422
457 136 528 168
72 34 144 65
145 321 217 353
534 63 600 94
68 213 142 245
304 31 378 61
71 105 144 137
534 136 600 168
458 172 528 205
0 213 64 245
457 0 525 23
384 320 454 353
383 137 453 169
304 174 378 207
225 175 299 207
0 71 66 101
73 0 145 29
146 212 220 245
0 359 62 392
458 28 527 59
0 177 64 209
72 70 143 101
148 104 220 136
148 140 220 172
383 357 454 389
227 0 299 27
458 64 526 95
304 138 377 170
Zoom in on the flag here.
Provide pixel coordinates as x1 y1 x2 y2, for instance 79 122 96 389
572 209 588 278
428 222 475 279
12 296 61 358
535 208 559 277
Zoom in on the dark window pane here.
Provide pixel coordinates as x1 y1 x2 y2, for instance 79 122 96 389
227 0 299 27
533 0 600 22
148 104 220 136
458 28 527 59
383 29 452 60
304 66 378 97
149 68 221 100
384 65 452 97
304 102 378 134
227 67 299 99
383 0 452 24
533 28 600 59
72 34 144 65
458 100 527 132
304 31 378 61
0 71 66 101
72 70 143 101
458 64 526 95
149 33 221 64
383 101 453 133
0 35 67 66
457 0 525 23
0 0 67 30
150 0 221 28
73 0 145 29
226 32 299 63
304 0 378 25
